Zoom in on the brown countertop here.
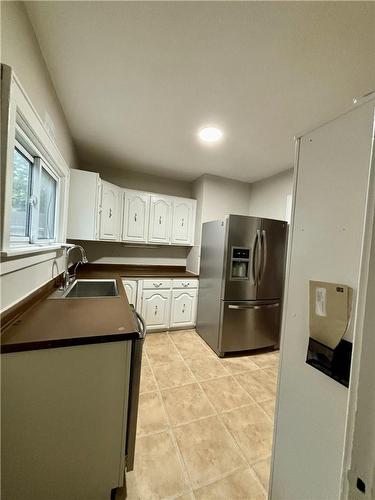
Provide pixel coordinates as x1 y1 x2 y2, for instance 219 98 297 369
1 264 198 354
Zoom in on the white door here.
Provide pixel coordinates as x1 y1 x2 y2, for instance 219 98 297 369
141 290 171 331
170 289 197 328
122 190 150 243
148 196 172 244
122 280 138 307
99 181 120 240
171 198 195 245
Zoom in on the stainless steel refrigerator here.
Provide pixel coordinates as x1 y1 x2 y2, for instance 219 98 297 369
196 214 287 356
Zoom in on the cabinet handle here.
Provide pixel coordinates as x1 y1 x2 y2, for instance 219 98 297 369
134 213 137 222
154 305 158 315
182 282 190 287
181 218 184 227
182 303 186 313
109 208 112 218
159 216 162 225
153 282 162 288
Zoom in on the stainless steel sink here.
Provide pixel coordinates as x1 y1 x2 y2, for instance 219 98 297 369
49 279 119 299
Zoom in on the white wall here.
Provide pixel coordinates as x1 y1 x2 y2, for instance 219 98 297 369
248 169 294 221
271 101 375 500
0 2 76 312
186 174 251 273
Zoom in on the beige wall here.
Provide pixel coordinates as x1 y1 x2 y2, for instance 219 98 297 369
186 174 252 273
0 2 75 311
1 1 76 167
248 169 294 221
81 164 192 198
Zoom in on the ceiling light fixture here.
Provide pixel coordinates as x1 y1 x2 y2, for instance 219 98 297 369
198 126 223 143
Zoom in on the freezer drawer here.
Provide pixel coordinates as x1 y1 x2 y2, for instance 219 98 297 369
219 300 281 353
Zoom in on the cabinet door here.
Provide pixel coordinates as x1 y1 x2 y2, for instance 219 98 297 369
67 170 101 240
148 196 172 244
99 181 121 240
141 290 171 331
171 198 196 246
170 289 197 329
122 190 150 243
122 280 138 307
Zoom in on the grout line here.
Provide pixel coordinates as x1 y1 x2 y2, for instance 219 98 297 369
146 338 196 499
138 330 278 499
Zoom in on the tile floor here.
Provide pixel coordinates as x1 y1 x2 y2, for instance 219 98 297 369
126 329 279 500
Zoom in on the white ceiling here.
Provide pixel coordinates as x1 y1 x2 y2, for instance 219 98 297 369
26 1 375 183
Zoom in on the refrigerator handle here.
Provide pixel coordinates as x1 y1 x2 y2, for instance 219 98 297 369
256 229 262 284
228 302 280 310
251 231 259 285
259 229 268 283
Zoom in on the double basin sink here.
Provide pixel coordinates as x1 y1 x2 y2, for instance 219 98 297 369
49 279 119 299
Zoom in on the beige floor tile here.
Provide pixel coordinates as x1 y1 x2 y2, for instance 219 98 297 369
145 331 171 346
250 369 277 395
185 356 228 381
141 353 150 369
146 341 181 366
153 360 195 389
169 330 199 343
263 366 278 382
140 365 157 394
131 431 188 499
235 370 275 403
174 338 213 359
162 383 214 425
176 494 194 500
137 392 168 435
251 351 279 369
252 458 271 492
220 356 260 375
259 399 276 420
194 468 266 500
221 404 273 464
174 415 245 487
201 376 254 413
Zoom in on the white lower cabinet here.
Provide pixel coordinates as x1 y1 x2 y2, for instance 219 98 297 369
141 289 171 331
123 277 199 331
122 280 138 306
170 289 197 328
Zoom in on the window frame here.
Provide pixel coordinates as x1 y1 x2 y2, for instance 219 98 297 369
1 65 70 257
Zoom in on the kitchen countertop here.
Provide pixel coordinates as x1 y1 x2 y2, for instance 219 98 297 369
0 264 198 354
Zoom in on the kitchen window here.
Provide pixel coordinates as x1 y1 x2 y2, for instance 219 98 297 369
10 141 59 245
1 64 70 257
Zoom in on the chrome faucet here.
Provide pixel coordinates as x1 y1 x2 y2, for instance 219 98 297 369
61 244 88 290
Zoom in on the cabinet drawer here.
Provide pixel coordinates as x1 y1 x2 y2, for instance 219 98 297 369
142 279 172 290
172 279 198 289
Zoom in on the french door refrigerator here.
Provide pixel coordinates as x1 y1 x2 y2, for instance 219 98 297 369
196 214 287 356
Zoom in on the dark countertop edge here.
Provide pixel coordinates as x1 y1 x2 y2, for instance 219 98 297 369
1 330 140 354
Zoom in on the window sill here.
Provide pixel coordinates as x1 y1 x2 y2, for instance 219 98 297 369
1 244 64 258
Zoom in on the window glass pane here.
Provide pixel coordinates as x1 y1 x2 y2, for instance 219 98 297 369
10 148 32 237
38 167 57 239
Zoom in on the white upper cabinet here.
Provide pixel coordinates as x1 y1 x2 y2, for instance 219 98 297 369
99 181 121 240
67 169 101 240
67 170 196 245
171 198 196 246
122 190 150 243
148 195 172 244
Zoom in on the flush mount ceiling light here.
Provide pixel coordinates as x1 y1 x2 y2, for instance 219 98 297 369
198 126 223 143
